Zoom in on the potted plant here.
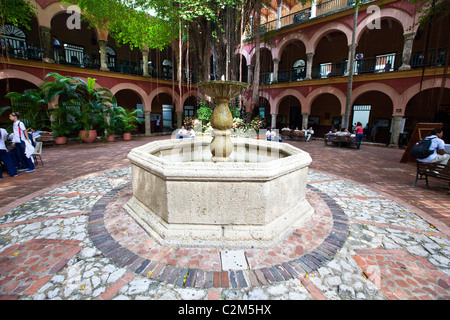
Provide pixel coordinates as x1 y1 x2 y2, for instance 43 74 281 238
41 73 80 143
49 105 76 144
73 77 116 143
117 107 141 141
103 104 124 142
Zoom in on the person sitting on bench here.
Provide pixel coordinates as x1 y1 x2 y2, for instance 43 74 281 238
417 128 449 165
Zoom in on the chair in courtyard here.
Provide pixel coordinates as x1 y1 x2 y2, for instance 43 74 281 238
33 141 44 166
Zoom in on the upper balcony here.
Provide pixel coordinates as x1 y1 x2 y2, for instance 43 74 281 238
247 0 360 39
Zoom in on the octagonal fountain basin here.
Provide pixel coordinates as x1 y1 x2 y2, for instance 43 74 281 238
125 137 315 249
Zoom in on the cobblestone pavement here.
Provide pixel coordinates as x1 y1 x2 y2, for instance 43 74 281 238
1 155 449 300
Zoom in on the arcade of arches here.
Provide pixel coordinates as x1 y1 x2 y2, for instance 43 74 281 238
1 0 449 145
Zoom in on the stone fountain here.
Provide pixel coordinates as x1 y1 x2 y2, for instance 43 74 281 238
124 81 314 249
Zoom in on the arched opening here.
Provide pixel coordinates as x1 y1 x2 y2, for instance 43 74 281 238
310 93 342 136
115 89 145 134
50 12 98 66
411 12 450 68
252 48 273 85
278 95 302 129
356 19 404 74
313 31 348 78
183 95 199 121
405 88 450 139
107 36 143 75
234 54 248 83
152 93 175 132
352 91 393 144
0 16 41 60
278 41 307 82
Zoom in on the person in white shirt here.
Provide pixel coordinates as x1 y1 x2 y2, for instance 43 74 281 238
306 127 314 142
176 125 189 139
0 128 18 178
417 128 449 165
187 127 196 138
9 112 35 172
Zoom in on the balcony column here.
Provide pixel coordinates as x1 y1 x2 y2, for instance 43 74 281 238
98 40 109 72
271 113 277 129
143 111 151 135
141 47 150 77
399 32 415 71
305 52 314 80
302 113 309 129
276 0 282 29
39 26 53 63
273 58 280 83
310 0 317 18
389 114 404 148
247 64 253 84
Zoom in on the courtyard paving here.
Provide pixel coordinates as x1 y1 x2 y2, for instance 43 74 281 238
0 136 448 301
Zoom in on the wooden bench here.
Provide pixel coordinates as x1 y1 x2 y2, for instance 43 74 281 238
281 130 305 141
36 131 55 146
324 134 357 148
413 161 450 187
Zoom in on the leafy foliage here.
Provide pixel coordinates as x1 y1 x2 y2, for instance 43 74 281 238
0 0 36 30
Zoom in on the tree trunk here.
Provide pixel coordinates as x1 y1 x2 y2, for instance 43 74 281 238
250 1 262 113
343 3 359 130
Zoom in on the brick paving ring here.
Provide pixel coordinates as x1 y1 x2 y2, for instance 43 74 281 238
88 182 349 289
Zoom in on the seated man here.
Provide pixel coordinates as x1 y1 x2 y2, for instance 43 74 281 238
269 128 282 142
187 126 196 138
335 128 350 136
417 128 449 165
306 127 314 142
176 125 189 139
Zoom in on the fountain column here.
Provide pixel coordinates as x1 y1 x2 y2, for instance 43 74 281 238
197 81 249 162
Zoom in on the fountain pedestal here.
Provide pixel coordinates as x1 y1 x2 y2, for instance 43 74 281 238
197 81 248 162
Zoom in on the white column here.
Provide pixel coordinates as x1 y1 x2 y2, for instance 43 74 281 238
99 40 109 72
399 32 415 71
277 2 282 29
302 113 309 129
271 113 277 129
144 110 151 135
273 58 280 83
310 0 317 18
389 114 404 147
247 64 252 84
305 52 314 80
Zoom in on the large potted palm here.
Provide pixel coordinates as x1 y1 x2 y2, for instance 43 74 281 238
74 77 116 143
103 104 124 142
117 108 141 141
42 73 80 144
